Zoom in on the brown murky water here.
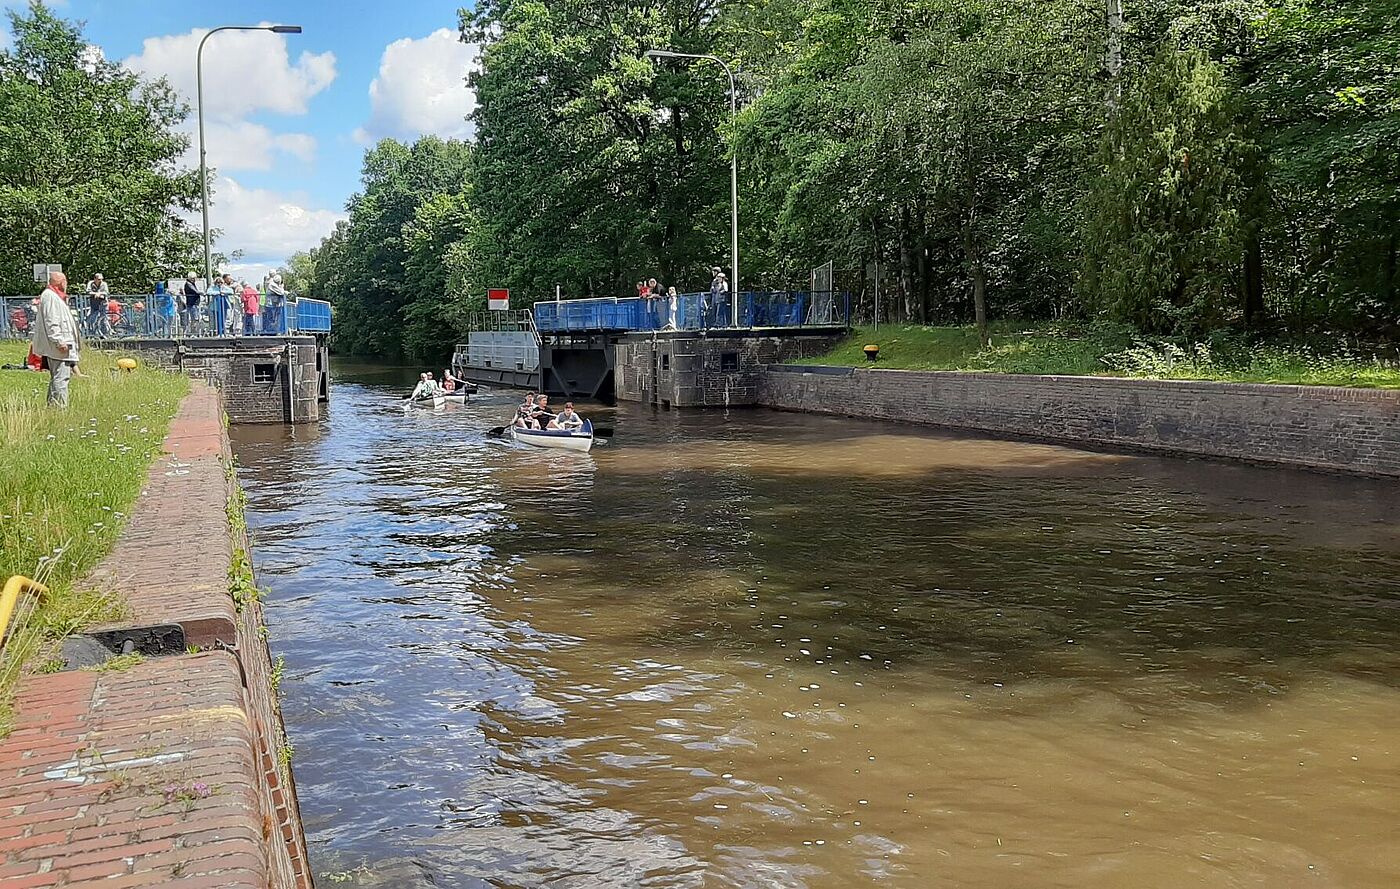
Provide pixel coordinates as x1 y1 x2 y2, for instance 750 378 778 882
230 362 1400 888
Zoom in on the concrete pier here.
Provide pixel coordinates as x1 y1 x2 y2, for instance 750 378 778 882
105 337 330 424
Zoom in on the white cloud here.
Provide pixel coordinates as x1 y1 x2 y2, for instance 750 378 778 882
203 175 344 269
187 120 318 172
355 29 477 143
123 26 335 123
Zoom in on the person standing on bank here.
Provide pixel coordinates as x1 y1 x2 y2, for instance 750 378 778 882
31 271 81 407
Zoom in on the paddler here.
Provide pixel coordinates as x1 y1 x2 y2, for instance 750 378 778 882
409 372 437 401
512 392 538 429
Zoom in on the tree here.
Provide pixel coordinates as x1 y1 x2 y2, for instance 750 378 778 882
0 1 202 293
1081 45 1255 332
461 0 731 298
324 137 473 359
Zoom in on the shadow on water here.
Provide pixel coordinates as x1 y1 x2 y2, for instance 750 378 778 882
230 359 1400 889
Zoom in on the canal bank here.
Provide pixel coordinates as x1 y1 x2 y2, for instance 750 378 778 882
757 364 1400 477
0 385 310 887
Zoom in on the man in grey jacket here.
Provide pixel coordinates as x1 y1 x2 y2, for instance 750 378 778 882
31 271 81 407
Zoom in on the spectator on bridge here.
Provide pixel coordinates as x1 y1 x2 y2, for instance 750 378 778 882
181 273 203 335
9 303 30 337
219 274 240 335
706 267 729 328
85 274 108 336
240 280 260 335
664 285 679 330
265 273 287 335
206 274 231 335
153 281 176 338
31 271 80 407
105 295 122 335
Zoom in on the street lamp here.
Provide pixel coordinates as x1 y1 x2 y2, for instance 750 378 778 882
645 48 740 328
197 25 303 289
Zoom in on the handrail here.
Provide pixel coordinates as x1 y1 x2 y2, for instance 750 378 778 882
0 576 49 650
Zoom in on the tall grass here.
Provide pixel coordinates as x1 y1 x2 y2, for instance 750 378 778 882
0 341 187 733
806 323 1400 388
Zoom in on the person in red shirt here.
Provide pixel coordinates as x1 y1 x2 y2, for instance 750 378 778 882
239 281 260 335
106 297 122 334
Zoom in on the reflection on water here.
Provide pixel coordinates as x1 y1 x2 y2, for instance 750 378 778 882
229 360 1400 888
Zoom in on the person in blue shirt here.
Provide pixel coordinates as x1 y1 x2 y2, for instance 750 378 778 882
153 281 177 338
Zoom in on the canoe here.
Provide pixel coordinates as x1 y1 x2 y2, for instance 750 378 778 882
404 394 445 411
440 391 469 405
512 419 594 452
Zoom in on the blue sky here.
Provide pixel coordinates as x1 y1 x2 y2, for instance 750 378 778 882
2 0 479 276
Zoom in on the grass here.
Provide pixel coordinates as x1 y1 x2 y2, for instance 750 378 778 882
806 322 1400 388
0 340 188 734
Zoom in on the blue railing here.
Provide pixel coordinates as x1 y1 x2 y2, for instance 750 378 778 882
294 298 332 333
533 291 850 334
1 294 332 340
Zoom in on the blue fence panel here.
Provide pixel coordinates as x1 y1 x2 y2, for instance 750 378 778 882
295 298 332 333
532 291 851 334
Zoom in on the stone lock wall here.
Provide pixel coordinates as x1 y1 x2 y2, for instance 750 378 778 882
616 332 843 408
760 365 1400 477
104 337 328 424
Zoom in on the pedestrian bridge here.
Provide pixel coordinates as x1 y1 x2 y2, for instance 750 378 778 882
532 291 847 334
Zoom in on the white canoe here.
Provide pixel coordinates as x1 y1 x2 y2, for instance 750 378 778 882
404 394 445 411
512 419 594 452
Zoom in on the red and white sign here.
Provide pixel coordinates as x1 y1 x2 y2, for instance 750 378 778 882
487 288 510 311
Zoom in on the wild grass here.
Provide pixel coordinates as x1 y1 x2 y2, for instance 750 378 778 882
0 340 187 734
808 322 1400 388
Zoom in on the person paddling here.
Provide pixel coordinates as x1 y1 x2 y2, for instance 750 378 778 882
512 393 538 429
409 372 438 401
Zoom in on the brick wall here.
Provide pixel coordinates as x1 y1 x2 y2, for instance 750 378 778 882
102 337 327 424
616 332 842 407
760 365 1400 477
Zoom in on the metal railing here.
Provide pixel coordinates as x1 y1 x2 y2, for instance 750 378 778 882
1 294 332 340
531 291 850 334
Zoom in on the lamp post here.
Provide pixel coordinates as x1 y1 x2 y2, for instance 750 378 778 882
197 25 302 289
645 48 739 328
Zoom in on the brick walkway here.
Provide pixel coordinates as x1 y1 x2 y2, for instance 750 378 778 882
0 384 309 887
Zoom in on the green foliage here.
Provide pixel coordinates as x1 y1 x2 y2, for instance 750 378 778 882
0 340 185 735
1081 45 1256 333
0 2 203 293
461 0 732 299
807 321 1400 387
317 137 474 361
294 0 1400 359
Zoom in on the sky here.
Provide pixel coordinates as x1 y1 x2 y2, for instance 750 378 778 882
1 0 479 280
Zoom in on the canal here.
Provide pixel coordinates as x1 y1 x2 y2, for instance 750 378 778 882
229 362 1400 888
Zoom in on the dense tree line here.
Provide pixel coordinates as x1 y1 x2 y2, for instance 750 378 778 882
0 3 204 295
300 0 1399 359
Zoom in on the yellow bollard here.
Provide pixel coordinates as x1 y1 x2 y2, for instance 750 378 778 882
0 576 48 650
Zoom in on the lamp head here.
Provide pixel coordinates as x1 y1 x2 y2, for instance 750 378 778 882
644 49 682 60
269 25 302 34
